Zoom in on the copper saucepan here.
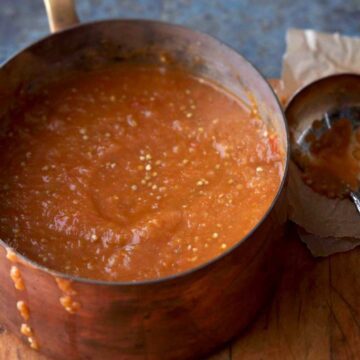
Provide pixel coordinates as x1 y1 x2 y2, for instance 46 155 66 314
0 0 289 358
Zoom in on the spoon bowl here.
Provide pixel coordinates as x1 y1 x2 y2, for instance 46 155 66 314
285 73 360 213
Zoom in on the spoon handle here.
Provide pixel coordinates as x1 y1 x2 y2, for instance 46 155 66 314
43 0 79 33
350 191 360 214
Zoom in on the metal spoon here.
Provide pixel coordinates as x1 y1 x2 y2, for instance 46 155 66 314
285 73 360 214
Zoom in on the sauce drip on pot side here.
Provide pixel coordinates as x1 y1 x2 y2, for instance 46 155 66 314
0 64 283 281
5 248 39 350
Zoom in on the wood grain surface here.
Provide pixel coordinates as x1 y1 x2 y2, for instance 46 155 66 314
1 225 360 360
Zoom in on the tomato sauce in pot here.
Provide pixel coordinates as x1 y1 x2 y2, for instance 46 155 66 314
0 63 283 281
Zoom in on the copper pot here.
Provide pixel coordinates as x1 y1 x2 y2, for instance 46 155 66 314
0 1 289 359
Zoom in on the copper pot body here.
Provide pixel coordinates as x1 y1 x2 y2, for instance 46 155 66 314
0 3 289 359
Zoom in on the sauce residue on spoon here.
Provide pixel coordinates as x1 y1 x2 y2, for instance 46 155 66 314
302 118 360 198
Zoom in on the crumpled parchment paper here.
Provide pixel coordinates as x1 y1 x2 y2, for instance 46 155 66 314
281 28 360 256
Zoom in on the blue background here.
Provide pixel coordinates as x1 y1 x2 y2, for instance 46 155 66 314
0 0 359 77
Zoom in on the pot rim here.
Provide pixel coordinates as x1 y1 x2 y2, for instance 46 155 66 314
0 18 290 287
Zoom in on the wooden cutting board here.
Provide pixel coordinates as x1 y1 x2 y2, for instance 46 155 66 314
2 225 360 360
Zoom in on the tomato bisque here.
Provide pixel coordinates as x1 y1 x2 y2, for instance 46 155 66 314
0 63 283 281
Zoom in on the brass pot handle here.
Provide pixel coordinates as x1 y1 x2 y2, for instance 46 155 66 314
43 0 79 33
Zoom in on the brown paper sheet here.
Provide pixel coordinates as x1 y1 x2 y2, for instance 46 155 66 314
282 28 360 256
